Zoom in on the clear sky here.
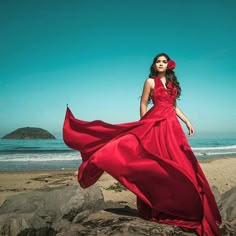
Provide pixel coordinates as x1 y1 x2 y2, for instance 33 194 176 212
1 0 236 138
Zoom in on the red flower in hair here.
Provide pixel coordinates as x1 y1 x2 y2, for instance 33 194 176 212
167 60 176 70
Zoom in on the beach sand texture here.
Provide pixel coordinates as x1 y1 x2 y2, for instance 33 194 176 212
0 157 235 207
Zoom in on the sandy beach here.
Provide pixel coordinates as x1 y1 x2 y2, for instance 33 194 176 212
0 157 235 207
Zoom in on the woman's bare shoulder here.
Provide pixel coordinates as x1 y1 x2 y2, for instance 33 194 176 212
145 78 155 88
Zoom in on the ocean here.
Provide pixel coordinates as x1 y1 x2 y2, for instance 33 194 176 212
0 138 236 171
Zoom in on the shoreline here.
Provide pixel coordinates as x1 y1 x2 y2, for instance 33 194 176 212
0 155 235 173
198 155 236 163
0 155 235 172
0 156 236 207
0 168 77 174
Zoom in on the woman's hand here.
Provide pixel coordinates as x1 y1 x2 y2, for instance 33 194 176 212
186 122 195 136
175 106 195 136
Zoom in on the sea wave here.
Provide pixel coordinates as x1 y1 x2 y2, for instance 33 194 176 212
0 153 81 162
192 144 236 150
191 144 236 157
0 149 76 154
0 143 235 164
194 151 236 156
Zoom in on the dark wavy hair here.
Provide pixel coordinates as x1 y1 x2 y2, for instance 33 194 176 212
149 53 181 98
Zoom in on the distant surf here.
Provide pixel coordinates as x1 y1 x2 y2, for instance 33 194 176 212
192 144 236 158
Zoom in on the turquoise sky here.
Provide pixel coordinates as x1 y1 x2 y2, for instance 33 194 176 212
1 0 236 138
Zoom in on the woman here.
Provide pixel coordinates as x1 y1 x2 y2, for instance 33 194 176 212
63 53 221 235
140 53 194 135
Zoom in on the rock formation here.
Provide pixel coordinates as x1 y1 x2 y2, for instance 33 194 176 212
0 185 235 236
2 127 56 139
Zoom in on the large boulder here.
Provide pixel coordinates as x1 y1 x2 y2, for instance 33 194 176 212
2 127 56 139
220 186 236 222
0 185 105 236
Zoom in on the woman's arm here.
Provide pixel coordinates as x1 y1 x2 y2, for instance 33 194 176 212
175 106 195 136
140 79 153 118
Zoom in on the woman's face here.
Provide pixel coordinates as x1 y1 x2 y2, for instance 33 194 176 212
155 56 168 73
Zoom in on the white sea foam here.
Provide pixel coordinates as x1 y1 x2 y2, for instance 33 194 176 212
191 144 236 156
0 153 81 162
194 151 236 156
192 144 236 150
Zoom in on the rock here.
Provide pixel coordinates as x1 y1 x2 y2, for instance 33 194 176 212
212 185 224 215
56 210 197 236
0 185 105 236
1 127 56 139
60 186 105 222
17 227 56 236
212 185 222 205
212 186 236 235
221 186 236 222
0 185 236 236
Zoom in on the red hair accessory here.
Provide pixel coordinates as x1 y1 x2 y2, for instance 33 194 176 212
167 60 176 70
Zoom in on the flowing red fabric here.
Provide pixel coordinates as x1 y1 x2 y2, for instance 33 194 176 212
63 77 222 235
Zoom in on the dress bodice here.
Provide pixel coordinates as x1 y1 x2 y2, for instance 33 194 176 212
141 77 178 120
151 77 177 107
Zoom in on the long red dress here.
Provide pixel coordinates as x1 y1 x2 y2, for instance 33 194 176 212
63 77 222 235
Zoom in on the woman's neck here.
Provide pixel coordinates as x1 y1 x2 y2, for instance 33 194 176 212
158 73 166 80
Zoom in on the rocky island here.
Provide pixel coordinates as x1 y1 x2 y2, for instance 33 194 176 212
1 127 56 139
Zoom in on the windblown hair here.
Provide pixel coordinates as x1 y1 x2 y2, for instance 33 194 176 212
149 53 181 99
